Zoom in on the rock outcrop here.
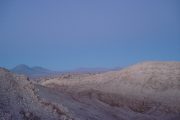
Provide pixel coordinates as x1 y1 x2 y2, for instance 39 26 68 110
0 68 72 120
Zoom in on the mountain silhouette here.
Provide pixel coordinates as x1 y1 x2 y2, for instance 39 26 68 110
11 64 53 77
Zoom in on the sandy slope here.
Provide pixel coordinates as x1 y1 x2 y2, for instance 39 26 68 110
42 62 180 120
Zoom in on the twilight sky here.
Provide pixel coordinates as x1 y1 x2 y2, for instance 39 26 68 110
0 0 180 70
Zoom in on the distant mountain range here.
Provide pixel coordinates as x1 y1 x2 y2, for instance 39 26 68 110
11 64 54 77
11 64 122 77
69 67 122 73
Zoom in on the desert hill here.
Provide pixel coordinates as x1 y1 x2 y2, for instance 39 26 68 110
42 61 180 120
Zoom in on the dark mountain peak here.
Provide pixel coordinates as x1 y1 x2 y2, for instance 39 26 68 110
11 64 32 74
13 64 30 69
11 64 53 77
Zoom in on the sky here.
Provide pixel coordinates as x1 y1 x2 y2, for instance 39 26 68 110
0 0 180 70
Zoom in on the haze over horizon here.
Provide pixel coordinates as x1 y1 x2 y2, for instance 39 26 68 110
0 0 180 70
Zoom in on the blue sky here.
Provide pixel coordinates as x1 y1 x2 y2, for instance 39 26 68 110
0 0 180 70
